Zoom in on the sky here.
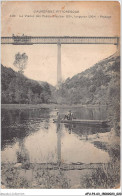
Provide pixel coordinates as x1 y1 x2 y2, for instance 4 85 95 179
1 1 120 85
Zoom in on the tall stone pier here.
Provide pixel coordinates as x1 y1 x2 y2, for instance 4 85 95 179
57 43 62 86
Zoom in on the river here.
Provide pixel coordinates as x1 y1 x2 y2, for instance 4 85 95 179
2 106 110 164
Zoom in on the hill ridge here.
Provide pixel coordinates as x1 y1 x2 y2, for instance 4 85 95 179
53 52 120 105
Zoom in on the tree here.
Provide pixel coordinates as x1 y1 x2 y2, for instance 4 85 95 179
13 52 28 74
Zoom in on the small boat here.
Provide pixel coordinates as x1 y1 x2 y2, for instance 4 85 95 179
53 119 109 126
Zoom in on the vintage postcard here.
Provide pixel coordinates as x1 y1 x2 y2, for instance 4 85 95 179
1 1 120 191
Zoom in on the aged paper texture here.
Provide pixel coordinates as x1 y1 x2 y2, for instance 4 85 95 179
1 1 120 190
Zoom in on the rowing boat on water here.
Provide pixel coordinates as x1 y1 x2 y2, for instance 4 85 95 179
53 119 109 126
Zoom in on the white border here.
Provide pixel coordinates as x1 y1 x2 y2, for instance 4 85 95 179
0 0 122 195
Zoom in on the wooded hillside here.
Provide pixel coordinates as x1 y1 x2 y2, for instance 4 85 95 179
1 65 51 104
54 53 120 106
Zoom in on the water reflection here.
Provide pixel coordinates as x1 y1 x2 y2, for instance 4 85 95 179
64 123 110 137
56 123 61 164
1 108 50 150
16 138 30 167
58 106 108 120
2 107 110 165
61 124 110 164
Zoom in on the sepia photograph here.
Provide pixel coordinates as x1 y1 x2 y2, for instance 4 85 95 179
1 1 120 190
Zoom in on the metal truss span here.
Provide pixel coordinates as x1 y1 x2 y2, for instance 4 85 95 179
1 35 119 46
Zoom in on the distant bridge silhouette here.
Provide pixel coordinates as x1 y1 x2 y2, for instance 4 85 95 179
1 35 120 85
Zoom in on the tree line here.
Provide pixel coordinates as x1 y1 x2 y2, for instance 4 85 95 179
1 65 51 104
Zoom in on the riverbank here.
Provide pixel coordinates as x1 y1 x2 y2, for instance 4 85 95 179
1 103 108 110
1 162 92 189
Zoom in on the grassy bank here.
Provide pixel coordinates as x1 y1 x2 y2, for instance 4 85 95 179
80 159 120 189
1 160 120 189
2 161 119 189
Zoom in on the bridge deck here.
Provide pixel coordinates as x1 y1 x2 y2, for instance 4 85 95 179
1 36 119 45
